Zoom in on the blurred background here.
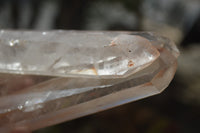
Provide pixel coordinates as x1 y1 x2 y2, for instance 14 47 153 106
0 0 200 133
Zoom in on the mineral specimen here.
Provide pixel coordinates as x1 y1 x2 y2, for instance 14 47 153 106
0 30 179 132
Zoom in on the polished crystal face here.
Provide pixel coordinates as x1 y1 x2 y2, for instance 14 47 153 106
0 30 179 132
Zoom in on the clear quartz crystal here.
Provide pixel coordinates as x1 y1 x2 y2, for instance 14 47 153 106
0 30 179 132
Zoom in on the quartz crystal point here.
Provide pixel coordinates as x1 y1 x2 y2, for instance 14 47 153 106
0 30 179 132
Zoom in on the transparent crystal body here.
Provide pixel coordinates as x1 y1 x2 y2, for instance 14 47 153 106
0 30 179 132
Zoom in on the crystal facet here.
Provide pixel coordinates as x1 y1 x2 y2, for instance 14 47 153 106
0 31 160 78
0 30 179 132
